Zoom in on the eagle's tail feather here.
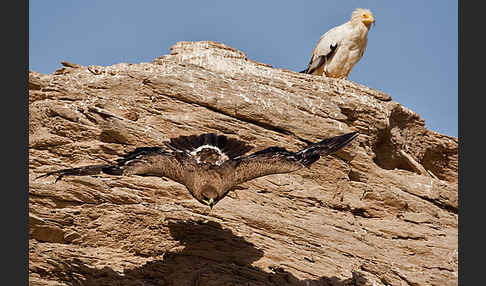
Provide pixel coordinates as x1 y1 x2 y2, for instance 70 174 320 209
296 131 359 167
35 164 123 183
167 133 253 159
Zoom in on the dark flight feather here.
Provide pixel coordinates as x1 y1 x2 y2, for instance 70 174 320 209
301 43 338 74
116 147 166 165
296 130 358 166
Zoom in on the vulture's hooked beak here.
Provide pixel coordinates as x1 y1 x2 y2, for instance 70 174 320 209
363 14 375 27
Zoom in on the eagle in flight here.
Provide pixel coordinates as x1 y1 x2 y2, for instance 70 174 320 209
301 8 375 79
37 132 359 208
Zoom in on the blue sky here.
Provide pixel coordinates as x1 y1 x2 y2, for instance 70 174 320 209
29 1 458 137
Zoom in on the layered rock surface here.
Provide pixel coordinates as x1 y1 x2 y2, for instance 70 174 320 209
29 41 458 286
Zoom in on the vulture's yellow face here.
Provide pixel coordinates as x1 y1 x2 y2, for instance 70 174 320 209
361 11 375 26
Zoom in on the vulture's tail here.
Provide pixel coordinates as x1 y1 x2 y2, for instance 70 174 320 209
296 131 359 167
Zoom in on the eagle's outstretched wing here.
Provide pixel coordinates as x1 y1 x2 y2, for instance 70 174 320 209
222 132 359 188
36 147 187 184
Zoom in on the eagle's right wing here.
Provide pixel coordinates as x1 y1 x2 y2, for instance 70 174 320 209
36 147 188 184
220 147 305 189
220 132 359 189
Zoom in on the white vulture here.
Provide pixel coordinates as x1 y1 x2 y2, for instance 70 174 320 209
301 8 375 79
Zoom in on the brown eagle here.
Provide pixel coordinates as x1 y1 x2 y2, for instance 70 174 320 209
37 132 358 208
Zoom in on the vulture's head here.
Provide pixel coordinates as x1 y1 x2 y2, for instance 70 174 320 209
352 8 375 28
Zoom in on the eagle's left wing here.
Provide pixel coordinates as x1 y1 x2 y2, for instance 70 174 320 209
36 147 188 185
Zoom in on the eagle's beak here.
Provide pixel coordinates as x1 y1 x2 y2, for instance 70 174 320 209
208 198 215 209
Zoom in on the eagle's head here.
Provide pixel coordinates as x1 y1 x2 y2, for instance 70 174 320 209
199 185 220 209
352 8 375 28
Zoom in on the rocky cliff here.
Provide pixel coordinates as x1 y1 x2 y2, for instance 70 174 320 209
29 41 458 286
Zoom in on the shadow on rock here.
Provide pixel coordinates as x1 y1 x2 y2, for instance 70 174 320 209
54 220 369 286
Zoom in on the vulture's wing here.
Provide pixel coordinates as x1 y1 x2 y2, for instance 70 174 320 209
36 147 187 184
304 42 338 75
302 26 342 74
359 36 368 58
221 132 359 189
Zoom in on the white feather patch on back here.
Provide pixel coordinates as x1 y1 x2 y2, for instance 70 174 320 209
190 144 229 165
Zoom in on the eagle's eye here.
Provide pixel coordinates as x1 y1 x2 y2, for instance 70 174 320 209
201 194 211 203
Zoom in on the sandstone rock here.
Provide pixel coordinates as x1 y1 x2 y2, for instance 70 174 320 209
30 224 66 244
29 41 458 285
